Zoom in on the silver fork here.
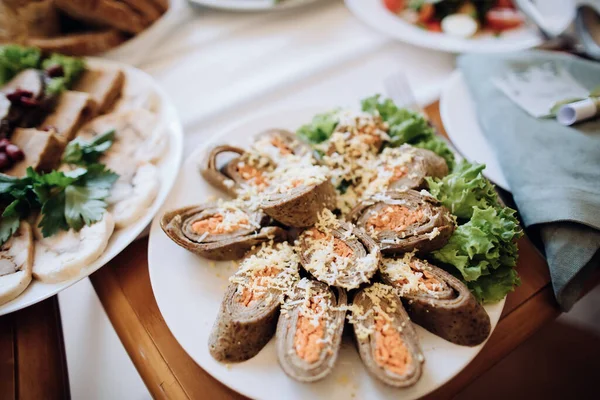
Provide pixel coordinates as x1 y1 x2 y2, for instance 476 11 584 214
383 71 422 113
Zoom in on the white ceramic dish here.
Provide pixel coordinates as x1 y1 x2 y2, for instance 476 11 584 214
345 0 574 54
0 58 184 316
440 70 510 191
148 107 505 400
190 0 322 12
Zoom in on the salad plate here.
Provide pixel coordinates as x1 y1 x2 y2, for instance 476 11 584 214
189 0 322 11
440 70 510 191
345 0 574 53
0 58 184 316
148 102 520 399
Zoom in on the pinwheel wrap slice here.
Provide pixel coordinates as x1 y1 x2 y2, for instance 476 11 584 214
260 179 337 228
160 203 287 261
200 145 273 197
208 242 300 362
276 278 347 383
387 145 449 190
350 283 424 388
252 129 313 163
380 256 491 346
299 220 380 290
348 189 455 255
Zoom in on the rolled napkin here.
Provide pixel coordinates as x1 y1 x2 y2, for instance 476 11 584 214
458 51 600 311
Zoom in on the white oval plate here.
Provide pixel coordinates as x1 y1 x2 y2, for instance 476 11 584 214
148 107 505 400
190 0 322 11
440 70 510 191
345 0 574 54
0 58 184 316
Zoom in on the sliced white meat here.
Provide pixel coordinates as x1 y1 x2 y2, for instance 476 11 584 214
111 71 161 114
32 213 115 283
108 162 160 229
0 221 34 306
77 108 168 165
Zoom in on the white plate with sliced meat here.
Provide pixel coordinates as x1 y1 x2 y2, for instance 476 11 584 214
0 58 183 316
147 107 505 400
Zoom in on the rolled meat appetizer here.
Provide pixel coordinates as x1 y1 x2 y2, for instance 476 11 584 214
349 283 424 388
380 254 491 346
200 145 274 197
363 145 449 197
209 242 300 362
0 221 34 306
276 278 347 382
259 164 336 228
251 129 313 165
348 189 455 254
298 210 380 289
160 201 287 261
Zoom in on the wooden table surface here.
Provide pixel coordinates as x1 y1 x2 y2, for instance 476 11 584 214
0 102 563 399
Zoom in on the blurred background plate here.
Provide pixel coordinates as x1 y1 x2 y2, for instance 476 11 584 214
189 0 323 11
345 0 574 53
440 70 510 191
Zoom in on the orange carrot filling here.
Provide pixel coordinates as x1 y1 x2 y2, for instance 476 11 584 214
239 267 280 307
294 298 325 363
388 166 408 181
191 213 249 235
366 205 424 233
237 163 269 188
310 229 354 258
270 136 293 155
374 315 412 376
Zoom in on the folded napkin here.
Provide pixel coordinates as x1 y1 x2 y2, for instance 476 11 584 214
458 51 600 311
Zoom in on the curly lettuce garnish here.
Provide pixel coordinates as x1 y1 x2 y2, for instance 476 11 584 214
296 110 339 144
427 161 523 303
361 95 455 170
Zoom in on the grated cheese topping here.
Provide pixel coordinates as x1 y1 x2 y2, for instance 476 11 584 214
347 283 403 341
230 242 300 305
381 253 445 297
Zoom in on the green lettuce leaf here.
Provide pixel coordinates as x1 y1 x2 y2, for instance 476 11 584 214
42 53 86 95
0 45 41 85
426 161 498 219
296 110 339 144
467 266 521 304
361 94 455 170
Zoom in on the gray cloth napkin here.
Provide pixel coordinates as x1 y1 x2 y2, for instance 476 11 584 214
458 51 600 311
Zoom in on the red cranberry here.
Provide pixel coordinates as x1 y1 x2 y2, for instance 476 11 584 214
46 65 65 78
6 89 34 103
5 144 24 162
19 97 39 107
0 152 11 170
0 138 9 152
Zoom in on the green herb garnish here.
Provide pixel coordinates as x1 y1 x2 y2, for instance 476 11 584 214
62 130 115 166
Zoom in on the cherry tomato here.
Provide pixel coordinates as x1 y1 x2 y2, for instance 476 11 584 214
383 0 405 13
418 3 435 23
425 20 442 32
495 0 515 9
486 8 524 31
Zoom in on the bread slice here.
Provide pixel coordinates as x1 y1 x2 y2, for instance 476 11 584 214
0 0 60 43
121 0 164 24
0 221 34 307
26 29 127 57
40 91 94 141
54 0 147 34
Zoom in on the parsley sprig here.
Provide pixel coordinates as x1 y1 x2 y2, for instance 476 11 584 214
0 130 118 245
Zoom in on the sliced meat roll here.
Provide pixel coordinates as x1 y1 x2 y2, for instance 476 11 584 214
0 221 34 306
259 164 336 228
200 145 274 197
209 242 300 362
251 129 313 165
349 283 424 388
160 201 287 261
364 145 449 197
380 254 491 346
299 210 380 289
276 278 347 382
32 213 115 283
348 189 455 254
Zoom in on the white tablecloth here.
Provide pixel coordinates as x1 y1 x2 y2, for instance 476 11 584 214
60 1 456 398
